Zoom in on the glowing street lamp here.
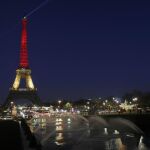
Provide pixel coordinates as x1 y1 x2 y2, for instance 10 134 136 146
58 100 62 111
103 102 106 106
58 100 62 105
133 97 138 102
10 101 14 106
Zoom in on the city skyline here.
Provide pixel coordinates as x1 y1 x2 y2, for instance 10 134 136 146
0 0 150 102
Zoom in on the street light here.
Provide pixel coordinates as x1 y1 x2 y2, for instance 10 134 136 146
58 100 62 105
132 97 138 111
133 97 138 102
57 100 62 112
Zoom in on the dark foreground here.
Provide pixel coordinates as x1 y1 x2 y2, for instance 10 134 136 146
0 120 23 150
0 114 150 150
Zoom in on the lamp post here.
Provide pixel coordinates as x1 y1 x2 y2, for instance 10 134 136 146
133 97 138 102
58 100 62 111
132 97 138 112
58 100 62 105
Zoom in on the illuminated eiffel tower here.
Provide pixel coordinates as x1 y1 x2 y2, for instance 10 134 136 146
4 17 41 106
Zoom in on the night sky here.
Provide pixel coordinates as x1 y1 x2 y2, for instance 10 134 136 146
0 0 150 102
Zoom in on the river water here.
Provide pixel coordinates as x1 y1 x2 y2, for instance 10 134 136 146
28 114 150 150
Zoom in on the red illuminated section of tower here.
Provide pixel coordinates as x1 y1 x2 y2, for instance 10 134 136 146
19 17 29 68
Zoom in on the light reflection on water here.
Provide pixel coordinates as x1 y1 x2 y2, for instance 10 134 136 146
28 115 149 150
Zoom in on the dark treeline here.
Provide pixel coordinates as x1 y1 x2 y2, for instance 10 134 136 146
42 90 150 108
123 90 150 107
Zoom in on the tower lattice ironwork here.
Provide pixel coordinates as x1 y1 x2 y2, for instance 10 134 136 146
4 17 41 106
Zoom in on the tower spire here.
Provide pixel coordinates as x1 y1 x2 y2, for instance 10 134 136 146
19 17 29 68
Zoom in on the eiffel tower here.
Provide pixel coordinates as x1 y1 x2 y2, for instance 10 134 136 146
4 17 41 107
